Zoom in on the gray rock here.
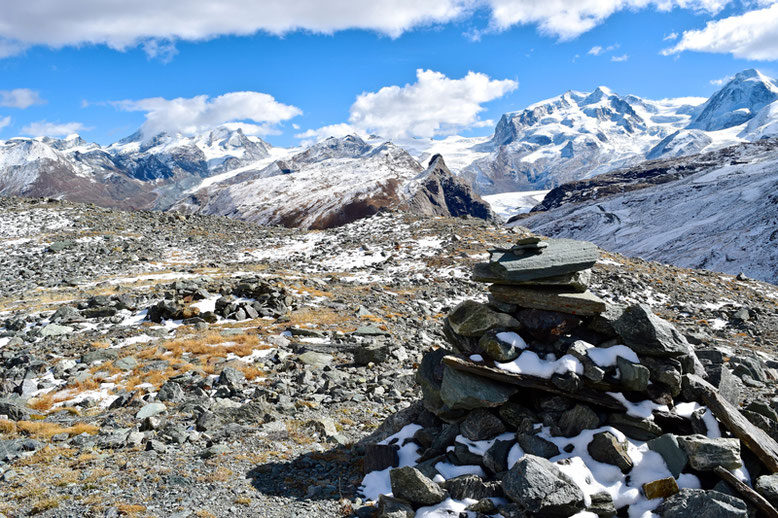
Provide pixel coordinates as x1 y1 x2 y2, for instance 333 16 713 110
502 454 586 517
647 434 688 478
364 444 399 473
659 489 747 518
158 382 185 402
558 404 600 438
607 413 662 441
136 402 166 420
479 329 525 362
352 325 390 337
389 466 447 505
39 323 74 337
447 301 520 338
473 264 591 292
640 356 682 396
517 433 560 459
755 474 778 506
490 285 607 317
460 409 506 441
677 435 741 471
587 431 633 473
114 356 138 371
0 399 29 421
296 351 333 368
442 474 500 500
439 366 518 411
616 356 650 392
488 239 599 282
376 495 414 518
484 439 514 474
612 304 704 376
354 343 390 366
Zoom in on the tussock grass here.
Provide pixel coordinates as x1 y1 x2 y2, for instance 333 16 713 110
0 419 99 439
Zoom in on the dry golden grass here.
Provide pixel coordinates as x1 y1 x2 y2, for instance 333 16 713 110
236 365 265 380
116 503 147 516
30 496 60 514
194 511 217 518
0 419 99 439
234 497 251 506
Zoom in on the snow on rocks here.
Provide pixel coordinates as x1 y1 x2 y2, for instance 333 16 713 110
360 236 778 517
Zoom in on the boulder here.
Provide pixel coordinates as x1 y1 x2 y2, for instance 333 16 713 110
587 431 633 473
677 435 741 471
460 409 506 441
756 474 778 506
447 301 520 338
389 466 447 506
439 366 518 411
659 489 747 518
502 454 586 517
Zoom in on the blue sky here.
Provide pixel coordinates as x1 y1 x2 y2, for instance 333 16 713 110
1 1 777 146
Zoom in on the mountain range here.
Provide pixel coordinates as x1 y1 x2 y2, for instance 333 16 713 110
1 68 777 231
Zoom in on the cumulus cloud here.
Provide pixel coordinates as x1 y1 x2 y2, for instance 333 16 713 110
21 120 86 136
298 69 516 141
664 3 778 60
0 88 45 109
0 0 467 58
112 91 302 139
295 123 357 144
483 0 730 40
0 116 11 130
0 1 736 58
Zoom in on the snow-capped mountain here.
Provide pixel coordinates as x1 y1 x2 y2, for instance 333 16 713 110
519 137 778 283
1 68 777 229
451 69 778 194
175 135 495 229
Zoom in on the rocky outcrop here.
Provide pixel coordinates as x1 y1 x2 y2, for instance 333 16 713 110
404 155 497 222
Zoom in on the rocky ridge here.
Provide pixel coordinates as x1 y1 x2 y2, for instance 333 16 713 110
0 197 777 517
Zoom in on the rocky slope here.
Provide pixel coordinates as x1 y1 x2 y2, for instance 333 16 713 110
1 196 778 517
176 139 496 229
518 137 778 284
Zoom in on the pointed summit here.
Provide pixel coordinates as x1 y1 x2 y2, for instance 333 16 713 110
689 68 778 131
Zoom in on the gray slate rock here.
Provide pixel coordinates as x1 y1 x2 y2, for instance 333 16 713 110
587 431 633 473
617 356 650 392
558 404 600 438
460 408 506 441
612 304 704 376
440 366 518 411
677 434 741 471
755 473 778 506
647 434 688 478
488 239 599 282
376 495 414 518
136 402 166 420
502 454 586 517
479 329 525 362
389 466 447 505
447 301 521 338
659 489 747 518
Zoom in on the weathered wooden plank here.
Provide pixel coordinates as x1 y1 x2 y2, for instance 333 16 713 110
442 355 626 411
714 466 778 518
687 374 778 473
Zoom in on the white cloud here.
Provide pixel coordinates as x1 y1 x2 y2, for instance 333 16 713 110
611 54 629 61
112 91 302 139
0 116 11 130
710 74 734 86
0 1 468 58
483 0 730 40
664 3 778 60
298 69 516 141
295 123 357 144
588 43 619 56
664 31 679 40
21 120 86 136
0 1 736 58
0 88 45 109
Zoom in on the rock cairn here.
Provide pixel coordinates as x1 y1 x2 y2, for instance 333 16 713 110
362 237 778 518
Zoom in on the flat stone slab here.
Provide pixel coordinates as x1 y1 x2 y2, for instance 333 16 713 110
489 285 606 316
487 238 599 283
473 263 591 292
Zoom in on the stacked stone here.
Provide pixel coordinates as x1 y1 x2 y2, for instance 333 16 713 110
365 237 778 518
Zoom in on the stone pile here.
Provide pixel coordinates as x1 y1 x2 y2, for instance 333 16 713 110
361 237 778 518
